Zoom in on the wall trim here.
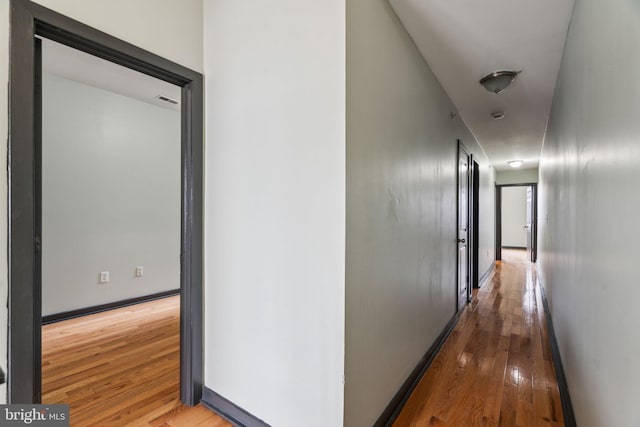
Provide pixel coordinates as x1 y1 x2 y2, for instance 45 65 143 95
373 312 460 427
42 289 180 324
201 387 271 427
538 282 577 427
477 262 495 288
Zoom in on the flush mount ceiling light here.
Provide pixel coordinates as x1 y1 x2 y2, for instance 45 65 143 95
490 111 505 120
479 70 519 94
508 160 523 168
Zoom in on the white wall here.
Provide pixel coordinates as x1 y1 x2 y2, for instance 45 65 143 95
0 0 203 403
478 163 497 276
495 167 538 185
203 2 345 426
539 0 640 425
501 186 527 248
344 0 494 424
42 72 180 316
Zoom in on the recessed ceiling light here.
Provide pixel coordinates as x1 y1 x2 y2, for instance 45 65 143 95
508 160 523 168
479 70 520 94
490 111 505 120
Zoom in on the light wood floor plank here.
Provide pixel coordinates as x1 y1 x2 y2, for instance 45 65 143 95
42 296 231 426
394 250 565 426
43 250 564 426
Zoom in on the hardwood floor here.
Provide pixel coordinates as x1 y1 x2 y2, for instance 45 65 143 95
394 249 565 427
43 250 563 426
42 296 231 426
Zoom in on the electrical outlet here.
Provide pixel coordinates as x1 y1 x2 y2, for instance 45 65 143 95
135 266 144 277
99 271 110 284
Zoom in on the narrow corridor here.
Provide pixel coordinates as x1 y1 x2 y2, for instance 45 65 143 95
394 249 564 426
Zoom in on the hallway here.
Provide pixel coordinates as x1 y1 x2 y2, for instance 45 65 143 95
394 250 564 426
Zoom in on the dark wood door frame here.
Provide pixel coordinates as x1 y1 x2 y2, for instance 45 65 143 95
471 161 480 289
9 0 204 405
495 183 538 262
495 186 502 261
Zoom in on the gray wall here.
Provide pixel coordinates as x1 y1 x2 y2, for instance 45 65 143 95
539 0 640 425
501 186 527 248
42 72 180 316
478 162 496 274
345 0 495 425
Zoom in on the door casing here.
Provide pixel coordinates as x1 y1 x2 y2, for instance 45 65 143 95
471 160 480 289
456 142 471 311
8 0 204 405
495 183 538 262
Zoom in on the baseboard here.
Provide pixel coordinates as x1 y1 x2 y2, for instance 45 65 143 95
42 289 180 324
501 245 526 250
477 261 496 288
538 283 577 427
201 386 271 427
373 312 460 427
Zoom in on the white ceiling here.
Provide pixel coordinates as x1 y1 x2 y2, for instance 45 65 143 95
41 38 181 112
389 0 575 171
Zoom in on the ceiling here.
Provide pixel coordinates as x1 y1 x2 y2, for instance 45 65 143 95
389 0 575 171
41 38 181 112
42 4 575 170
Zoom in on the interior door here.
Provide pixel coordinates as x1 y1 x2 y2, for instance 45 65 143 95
471 160 480 289
457 145 470 311
526 186 533 261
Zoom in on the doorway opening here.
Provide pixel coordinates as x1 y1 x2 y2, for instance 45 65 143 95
495 183 537 262
37 35 184 422
8 0 203 405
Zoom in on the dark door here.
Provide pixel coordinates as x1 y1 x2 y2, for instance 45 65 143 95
457 145 470 310
471 161 480 288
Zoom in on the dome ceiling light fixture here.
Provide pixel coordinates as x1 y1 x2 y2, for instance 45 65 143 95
490 111 505 120
508 160 523 168
479 70 520 94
